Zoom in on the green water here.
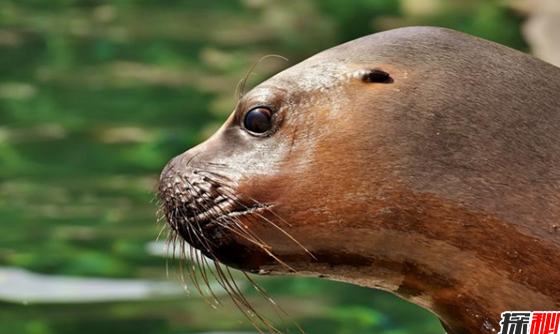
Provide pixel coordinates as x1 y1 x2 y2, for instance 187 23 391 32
0 1 526 333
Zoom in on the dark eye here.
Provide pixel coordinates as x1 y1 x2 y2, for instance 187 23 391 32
244 107 272 134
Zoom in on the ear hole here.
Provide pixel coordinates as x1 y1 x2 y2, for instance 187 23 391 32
362 68 393 84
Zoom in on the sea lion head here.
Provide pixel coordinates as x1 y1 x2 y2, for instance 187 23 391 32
157 28 404 275
158 26 560 334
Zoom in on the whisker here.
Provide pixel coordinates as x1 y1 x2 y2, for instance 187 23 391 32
169 174 222 305
237 54 289 100
212 182 315 260
187 177 275 255
213 261 282 334
192 185 297 273
193 181 304 333
157 163 309 334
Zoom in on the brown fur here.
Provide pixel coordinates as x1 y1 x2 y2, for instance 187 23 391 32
159 27 560 334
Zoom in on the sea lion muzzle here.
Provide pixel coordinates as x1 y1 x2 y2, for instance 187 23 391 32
158 146 278 270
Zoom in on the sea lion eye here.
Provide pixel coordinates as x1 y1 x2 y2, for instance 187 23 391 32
244 107 272 134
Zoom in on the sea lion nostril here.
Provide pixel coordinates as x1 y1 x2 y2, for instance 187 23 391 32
362 68 393 84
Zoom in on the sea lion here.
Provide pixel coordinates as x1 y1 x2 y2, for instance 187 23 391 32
157 26 560 334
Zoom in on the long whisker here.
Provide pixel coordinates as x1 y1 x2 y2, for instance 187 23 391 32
201 172 314 259
190 180 298 273
237 54 289 100
176 178 223 305
192 174 306 332
190 184 272 251
242 271 307 334
158 163 310 334
213 261 281 334
177 171 277 321
188 184 283 316
165 167 221 305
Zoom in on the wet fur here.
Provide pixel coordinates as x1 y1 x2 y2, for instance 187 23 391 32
159 27 560 334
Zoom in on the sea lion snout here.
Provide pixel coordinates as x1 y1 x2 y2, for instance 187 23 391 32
159 153 216 226
157 138 281 269
159 148 231 235
159 147 200 183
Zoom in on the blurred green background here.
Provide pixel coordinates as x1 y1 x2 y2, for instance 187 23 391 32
0 0 534 333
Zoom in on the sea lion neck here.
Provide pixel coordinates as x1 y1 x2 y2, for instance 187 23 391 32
267 194 559 334
352 194 560 334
